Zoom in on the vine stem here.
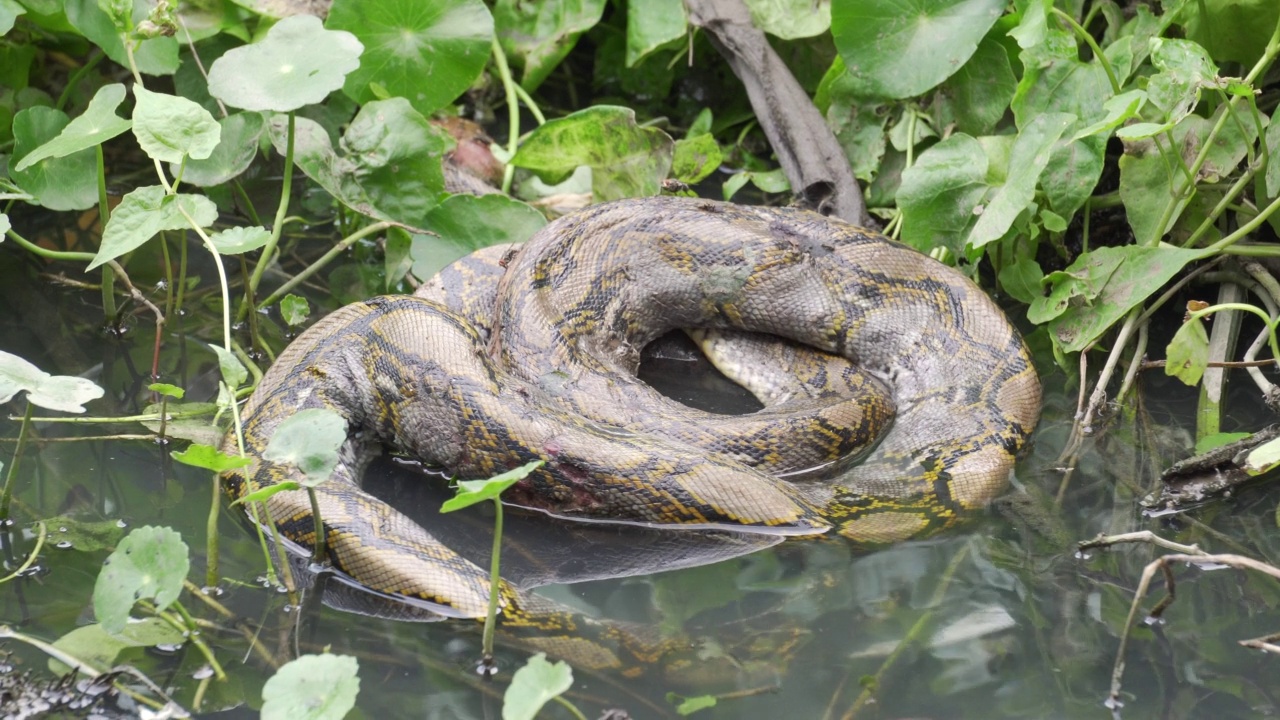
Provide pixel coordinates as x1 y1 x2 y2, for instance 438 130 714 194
242 111 297 320
1186 302 1280 361
1052 8 1121 94
254 221 393 312
480 497 504 667
491 37 521 195
0 403 33 521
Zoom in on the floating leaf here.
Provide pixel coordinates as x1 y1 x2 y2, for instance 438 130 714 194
502 653 573 720
92 526 189 634
41 516 127 553
140 402 222 446
209 226 270 255
0 350 104 413
831 0 1005 100
171 443 250 473
207 15 363 112
670 693 717 715
261 653 360 720
328 0 492 116
262 409 348 485
1165 317 1209 386
410 194 546 282
441 460 544 513
51 619 186 675
14 83 131 171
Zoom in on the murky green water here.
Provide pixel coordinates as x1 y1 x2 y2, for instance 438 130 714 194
1 244 1278 719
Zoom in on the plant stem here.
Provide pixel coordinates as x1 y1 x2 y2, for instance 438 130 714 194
254 221 392 311
481 497 504 666
0 521 45 583
307 487 326 564
1052 8 1121 94
491 37 521 195
243 112 296 319
0 403 33 520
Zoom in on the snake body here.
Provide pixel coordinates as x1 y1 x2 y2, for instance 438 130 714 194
222 197 1041 616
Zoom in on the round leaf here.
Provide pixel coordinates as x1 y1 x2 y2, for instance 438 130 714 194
327 0 493 116
262 408 348 485
410 194 547 282
9 107 98 211
210 226 271 255
262 654 360 720
92 526 190 635
831 0 1005 100
207 15 363 112
177 112 265 187
502 653 573 720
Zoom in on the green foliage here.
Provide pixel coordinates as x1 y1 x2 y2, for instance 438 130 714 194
0 350 104 413
502 653 573 720
261 653 360 720
261 408 348 485
441 460 544 512
92 526 189 635
171 443 251 472
50 618 185 675
410 194 547 282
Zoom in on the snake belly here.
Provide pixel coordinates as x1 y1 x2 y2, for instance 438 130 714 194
222 197 1041 613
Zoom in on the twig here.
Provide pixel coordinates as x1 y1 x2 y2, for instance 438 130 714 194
1077 530 1206 556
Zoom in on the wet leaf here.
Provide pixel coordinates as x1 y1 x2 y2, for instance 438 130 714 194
262 653 360 720
281 295 311 326
51 618 186 675
744 0 830 39
0 350 104 413
209 226 270 255
998 258 1045 305
831 0 1004 100
441 460 544 512
65 0 178 76
1165 317 1209 386
672 133 723 184
512 105 674 200
93 526 189 634
494 0 605 91
89 186 217 270
42 516 127 553
410 194 546 282
262 409 348 485
171 444 250 473
502 653 572 720
1045 246 1210 352
328 0 492 116
9 107 98 211
626 0 686 67
14 84 130 171
140 402 221 445
178 112 265 187
131 86 220 164
207 15 362 113
269 100 449 229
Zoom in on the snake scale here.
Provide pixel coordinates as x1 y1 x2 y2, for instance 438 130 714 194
221 197 1042 617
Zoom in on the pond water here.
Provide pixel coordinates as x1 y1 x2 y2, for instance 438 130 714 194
1 239 1278 720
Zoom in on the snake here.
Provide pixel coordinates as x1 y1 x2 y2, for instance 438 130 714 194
221 196 1042 619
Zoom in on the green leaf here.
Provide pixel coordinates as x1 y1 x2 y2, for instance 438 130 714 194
998 258 1045 306
1165 317 1209 386
139 402 222 445
261 654 360 720
967 112 1074 249
410 194 547 282
148 383 184 399
207 14 363 113
40 516 127 553
269 100 449 229
831 0 1005 100
1244 435 1280 477
898 133 988 256
0 213 8 237
0 350 104 413
1070 90 1147 142
1195 432 1252 455
9 107 99 211
0 0 25 35
722 168 791 201
171 443 250 472
501 653 573 720
512 106 675 201
281 295 311 326
744 0 830 39
672 133 724 185
626 0 686 67
209 226 270 255
13 83 131 171
65 0 178 76
672 693 718 715
262 408 348 485
88 186 218 270
328 0 493 117
494 0 605 91
51 618 186 675
178 112 265 187
939 35 1016 136
131 87 221 163
441 460 544 513
1268 104 1280 198
1176 0 1277 70
1145 38 1219 126
92 526 189 635
1045 246 1210 353
208 343 248 390
234 481 302 505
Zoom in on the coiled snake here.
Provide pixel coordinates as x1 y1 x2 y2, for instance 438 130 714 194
221 197 1042 618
